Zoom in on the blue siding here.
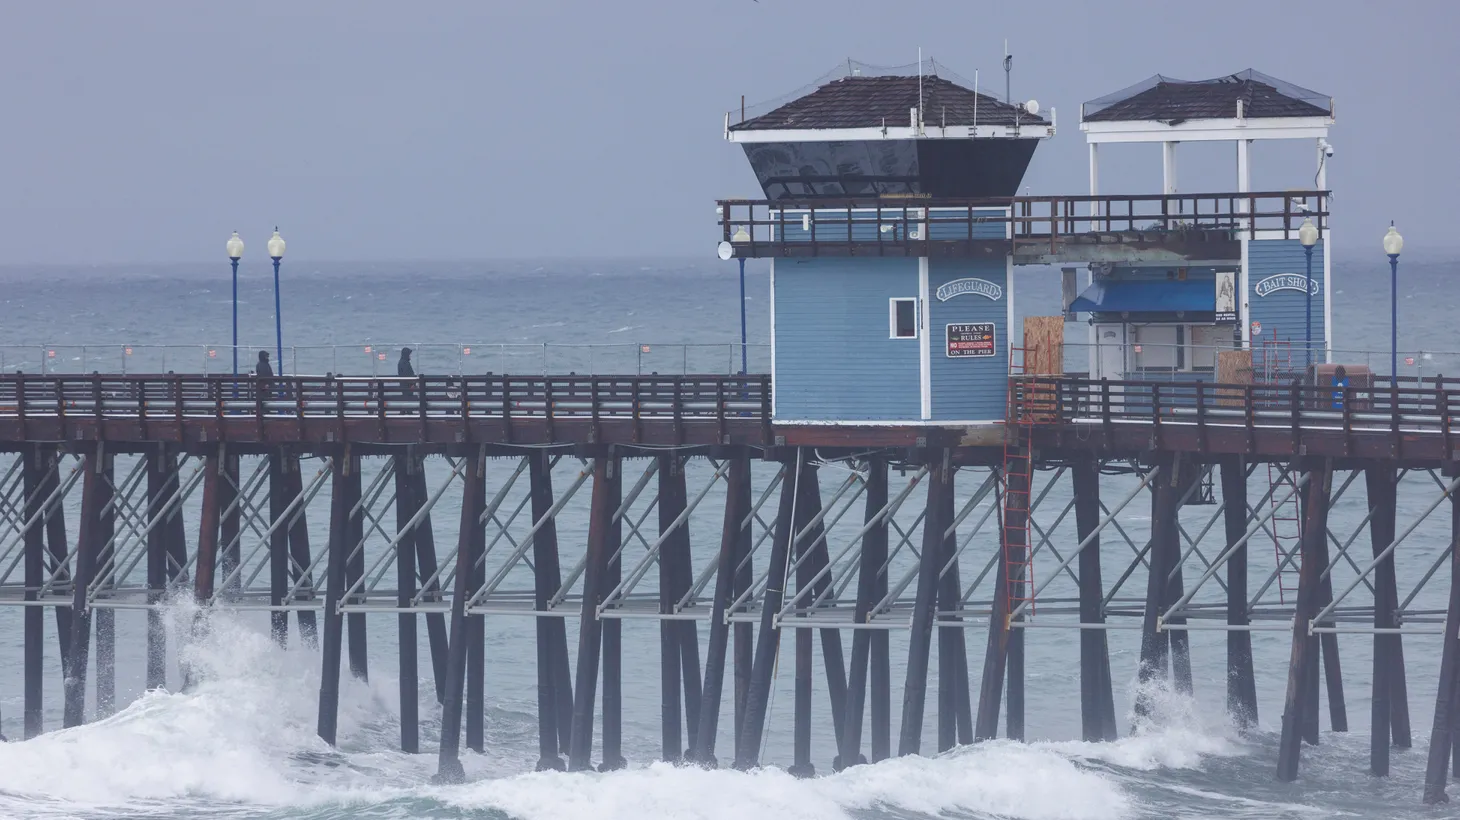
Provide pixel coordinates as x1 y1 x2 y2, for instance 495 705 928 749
1248 239 1326 351
928 258 1009 421
773 257 921 420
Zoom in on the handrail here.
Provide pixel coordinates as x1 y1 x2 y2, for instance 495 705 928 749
0 373 773 428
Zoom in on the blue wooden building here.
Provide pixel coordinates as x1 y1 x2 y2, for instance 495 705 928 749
722 65 1053 424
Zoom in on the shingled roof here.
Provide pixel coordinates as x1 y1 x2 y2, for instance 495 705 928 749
731 74 1047 131
1084 70 1331 124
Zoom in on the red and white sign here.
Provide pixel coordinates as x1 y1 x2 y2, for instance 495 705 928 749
1250 321 1262 336
1405 356 1416 366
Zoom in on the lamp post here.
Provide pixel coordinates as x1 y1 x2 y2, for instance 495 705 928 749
268 228 286 374
1384 223 1404 381
226 231 244 379
1298 217 1319 370
732 225 751 374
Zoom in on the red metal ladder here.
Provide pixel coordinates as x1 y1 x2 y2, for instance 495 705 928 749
1002 346 1050 614
1267 461 1303 604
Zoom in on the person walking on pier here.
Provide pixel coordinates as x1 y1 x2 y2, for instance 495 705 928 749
398 347 416 403
254 350 275 407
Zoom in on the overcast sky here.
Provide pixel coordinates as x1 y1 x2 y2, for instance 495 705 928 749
1 0 1452 264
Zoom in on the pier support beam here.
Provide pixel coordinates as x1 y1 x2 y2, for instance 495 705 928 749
1074 460 1118 741
900 449 951 756
531 452 566 771
95 455 116 718
1277 459 1331 782
435 449 485 784
220 454 240 595
43 449 73 665
345 460 368 683
1422 463 1460 804
1136 454 1180 720
1367 465 1410 776
938 469 970 751
569 453 620 771
316 451 354 746
735 451 801 770
287 459 319 648
269 451 290 646
975 463 1018 742
394 454 421 754
22 446 45 737
409 468 448 702
1222 457 1258 729
144 449 172 692
64 447 107 728
692 453 750 767
841 455 888 768
658 454 702 762
790 465 844 776
600 459 627 772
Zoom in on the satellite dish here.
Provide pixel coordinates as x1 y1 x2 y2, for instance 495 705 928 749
717 241 734 261
1024 100 1040 116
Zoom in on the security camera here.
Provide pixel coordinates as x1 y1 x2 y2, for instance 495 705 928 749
1318 139 1334 157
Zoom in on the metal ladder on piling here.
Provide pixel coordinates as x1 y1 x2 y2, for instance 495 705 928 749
1267 462 1303 604
1002 345 1053 614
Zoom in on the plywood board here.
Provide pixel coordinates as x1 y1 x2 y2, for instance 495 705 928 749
1216 349 1253 407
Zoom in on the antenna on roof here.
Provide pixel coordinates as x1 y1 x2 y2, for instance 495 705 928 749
918 46 924 134
1003 39 1013 106
847 57 854 77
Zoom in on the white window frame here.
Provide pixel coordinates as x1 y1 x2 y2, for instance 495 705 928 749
889 297 919 340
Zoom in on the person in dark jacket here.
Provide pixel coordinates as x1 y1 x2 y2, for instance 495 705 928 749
255 351 274 408
398 347 416 403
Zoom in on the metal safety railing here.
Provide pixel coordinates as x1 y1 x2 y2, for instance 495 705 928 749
717 190 1328 257
0 372 774 428
0 342 773 378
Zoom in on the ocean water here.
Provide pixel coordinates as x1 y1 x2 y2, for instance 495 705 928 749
0 254 1457 819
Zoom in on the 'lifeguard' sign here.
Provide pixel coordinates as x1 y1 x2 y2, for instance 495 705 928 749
1254 273 1320 297
935 278 1003 301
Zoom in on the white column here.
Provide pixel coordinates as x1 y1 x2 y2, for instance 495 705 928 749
1236 138 1251 222
1316 138 1328 191
1162 141 1178 195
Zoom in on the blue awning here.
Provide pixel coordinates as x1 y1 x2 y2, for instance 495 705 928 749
1068 279 1213 314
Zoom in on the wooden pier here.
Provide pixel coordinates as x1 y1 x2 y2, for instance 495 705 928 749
0 371 1457 802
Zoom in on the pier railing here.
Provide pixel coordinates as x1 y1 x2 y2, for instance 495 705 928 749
1040 375 1460 458
0 373 774 445
717 190 1328 257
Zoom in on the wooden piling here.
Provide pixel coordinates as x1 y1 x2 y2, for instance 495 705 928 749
899 450 950 756
95 455 116 717
394 455 421 754
409 468 448 702
435 449 484 784
735 452 800 769
530 452 565 771
220 454 240 595
1277 460 1331 782
937 468 968 752
22 445 44 737
841 455 888 768
789 464 825 777
344 460 368 682
975 464 1016 742
795 467 849 768
1221 456 1258 730
269 451 291 646
731 461 756 762
1074 459 1118 741
316 452 351 746
693 453 750 767
465 459 488 755
657 453 687 762
1366 465 1410 777
1422 463 1460 803
569 454 619 771
63 448 103 728
144 449 170 691
600 458 627 772
664 456 704 754
1136 453 1180 720
43 449 73 664
287 459 319 648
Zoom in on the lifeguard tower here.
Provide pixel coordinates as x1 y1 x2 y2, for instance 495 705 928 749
719 62 1053 424
1073 70 1336 381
